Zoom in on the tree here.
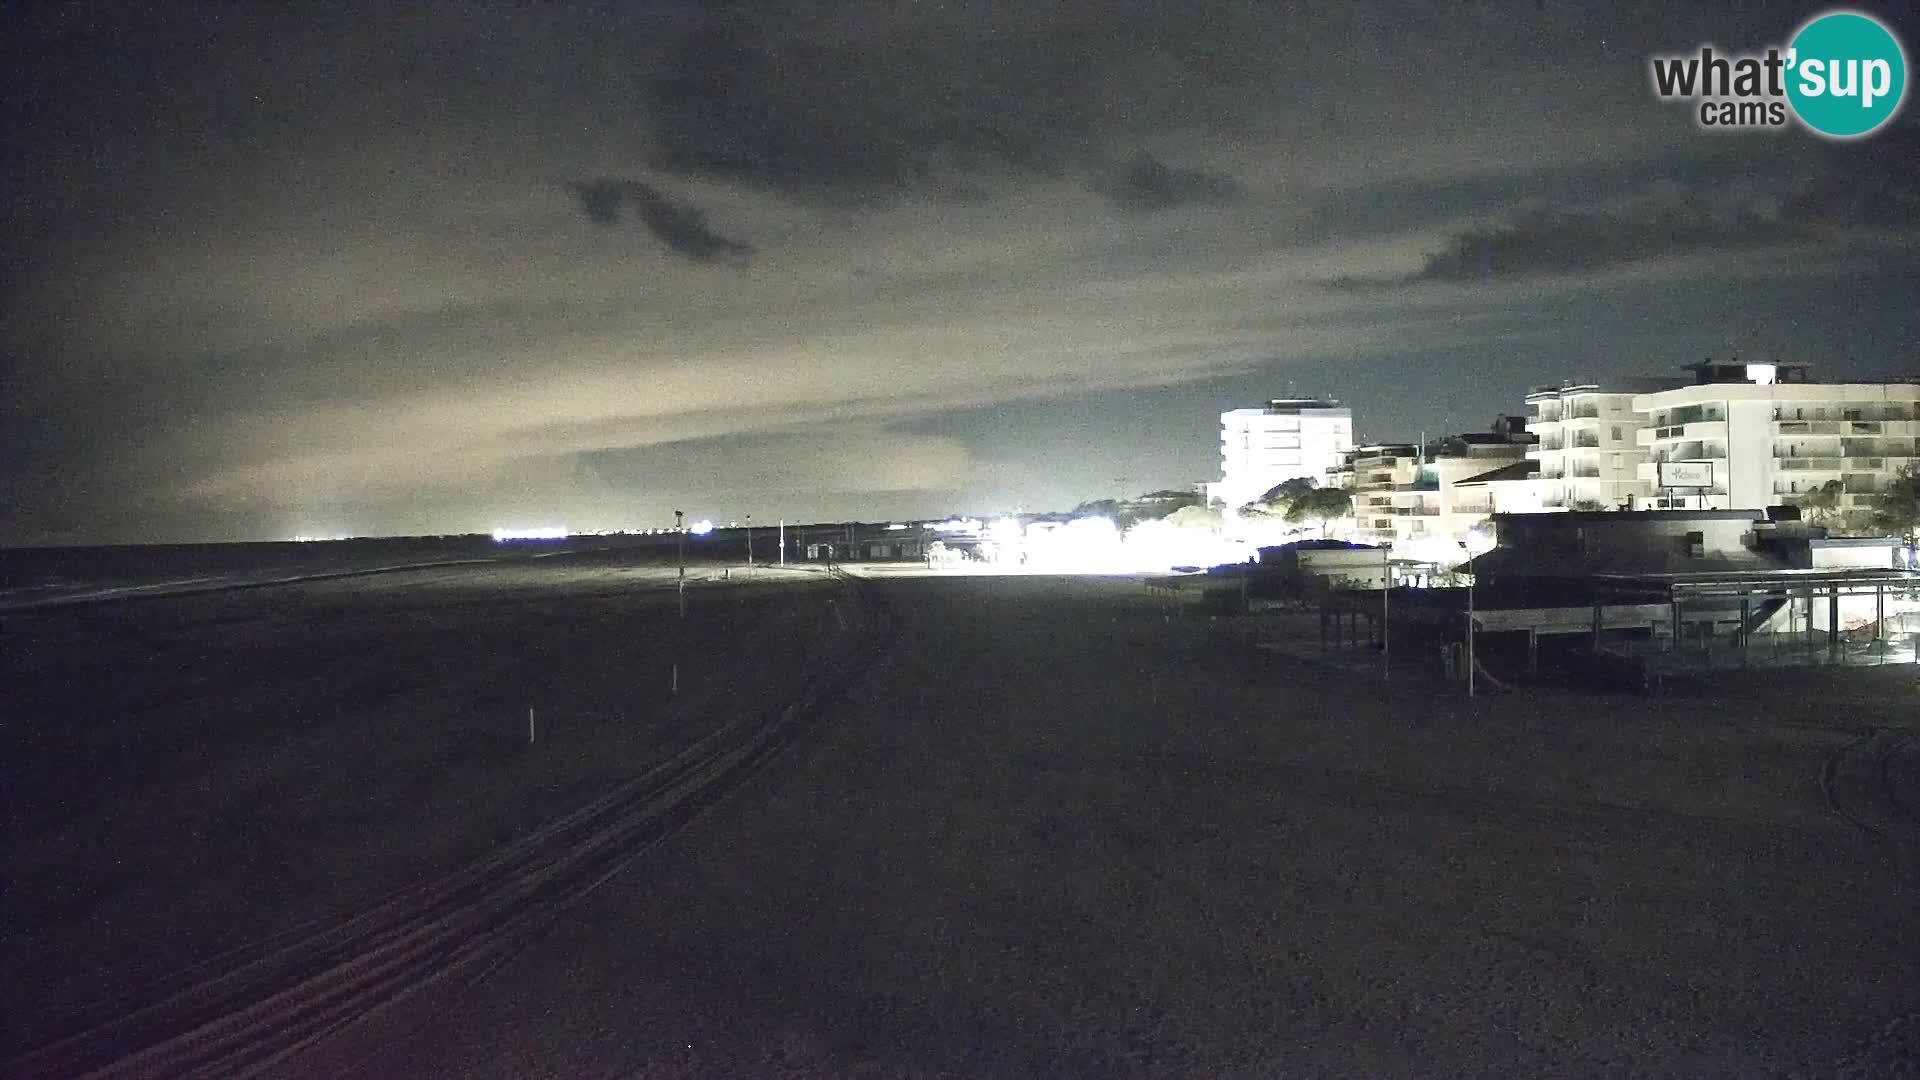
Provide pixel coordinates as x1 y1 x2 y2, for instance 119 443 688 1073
1286 487 1354 535
1871 466 1920 542
1258 477 1318 508
1794 479 1845 528
1070 498 1122 519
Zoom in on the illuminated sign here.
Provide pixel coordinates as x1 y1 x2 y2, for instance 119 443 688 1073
1658 461 1715 488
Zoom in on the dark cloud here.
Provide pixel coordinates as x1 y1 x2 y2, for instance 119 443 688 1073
638 15 1070 201
568 178 753 263
1101 154 1242 212
1333 125 1920 287
631 9 1264 204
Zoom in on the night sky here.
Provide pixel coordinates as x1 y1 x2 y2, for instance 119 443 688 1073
4 2 1917 545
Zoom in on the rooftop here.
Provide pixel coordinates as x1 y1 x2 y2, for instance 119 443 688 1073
1527 377 1690 398
1452 460 1540 486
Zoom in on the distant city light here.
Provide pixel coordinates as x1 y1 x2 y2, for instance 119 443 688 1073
289 534 351 543
689 519 715 536
931 517 983 534
492 525 569 542
886 523 910 531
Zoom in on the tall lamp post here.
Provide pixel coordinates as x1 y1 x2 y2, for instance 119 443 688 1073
1381 542 1392 682
674 509 686 696
745 514 753 571
1459 528 1495 697
675 510 686 619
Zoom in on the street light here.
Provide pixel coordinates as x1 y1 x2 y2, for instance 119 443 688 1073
1381 542 1392 682
675 509 686 619
673 509 685 696
745 514 753 571
1459 527 1496 697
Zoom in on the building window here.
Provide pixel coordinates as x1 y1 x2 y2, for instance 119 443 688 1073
1610 425 1622 441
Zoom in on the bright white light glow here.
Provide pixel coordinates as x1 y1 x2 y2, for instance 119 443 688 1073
492 525 569 542
886 523 909 531
931 517 983 534
689 519 715 536
289 534 351 543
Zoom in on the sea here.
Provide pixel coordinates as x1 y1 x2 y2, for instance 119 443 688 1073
0 535 633 611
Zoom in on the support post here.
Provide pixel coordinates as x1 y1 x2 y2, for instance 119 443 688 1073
1739 593 1750 667
1829 584 1841 660
1876 583 1885 663
1527 628 1539 675
1805 591 1815 659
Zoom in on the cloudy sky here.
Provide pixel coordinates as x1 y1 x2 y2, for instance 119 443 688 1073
4 1 1917 544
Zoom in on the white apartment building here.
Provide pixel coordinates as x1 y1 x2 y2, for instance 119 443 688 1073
1389 429 1534 556
1211 399 1353 508
1633 362 1920 520
1330 443 1420 546
1526 379 1683 510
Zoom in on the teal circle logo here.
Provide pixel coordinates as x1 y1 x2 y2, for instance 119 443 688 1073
1785 11 1907 138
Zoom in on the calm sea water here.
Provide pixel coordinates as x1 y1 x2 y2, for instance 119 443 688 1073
0 536 579 607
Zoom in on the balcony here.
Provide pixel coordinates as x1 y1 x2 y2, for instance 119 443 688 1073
1571 435 1601 449
1393 506 1441 516
1649 420 1727 441
1776 457 1843 471
1773 420 1843 436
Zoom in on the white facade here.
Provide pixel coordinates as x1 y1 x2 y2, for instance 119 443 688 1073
1389 442 1532 557
1214 400 1353 508
1332 444 1419 546
1526 384 1662 510
1632 364 1920 521
1451 463 1547 518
